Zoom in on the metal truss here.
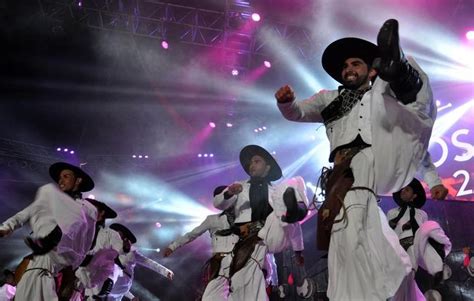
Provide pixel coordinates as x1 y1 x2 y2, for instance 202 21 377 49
37 0 317 70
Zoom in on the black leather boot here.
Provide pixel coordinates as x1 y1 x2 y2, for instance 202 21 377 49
282 187 308 223
376 19 423 104
93 278 114 300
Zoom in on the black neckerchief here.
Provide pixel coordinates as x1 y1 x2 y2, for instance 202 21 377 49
248 177 273 222
220 206 236 227
389 205 419 236
321 86 371 126
65 190 83 200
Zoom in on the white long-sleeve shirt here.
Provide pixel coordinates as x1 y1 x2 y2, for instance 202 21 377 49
0 284 15 301
168 214 238 253
213 180 276 224
0 183 97 269
108 248 173 300
277 88 372 157
75 226 124 290
386 207 428 240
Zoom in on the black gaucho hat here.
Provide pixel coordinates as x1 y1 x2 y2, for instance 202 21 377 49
110 223 137 244
322 37 379 84
239 145 282 181
213 185 228 197
49 162 95 192
392 178 426 209
85 198 118 219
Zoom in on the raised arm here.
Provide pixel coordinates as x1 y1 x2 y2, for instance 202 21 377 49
164 216 212 255
135 250 174 280
418 152 448 200
275 85 329 123
213 183 241 210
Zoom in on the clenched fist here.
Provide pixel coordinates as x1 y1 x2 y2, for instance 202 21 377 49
430 184 448 200
0 226 11 238
227 183 243 196
275 85 295 103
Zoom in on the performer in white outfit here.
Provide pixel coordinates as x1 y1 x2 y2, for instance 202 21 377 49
0 162 98 301
108 223 173 301
164 185 239 301
0 270 16 301
74 199 122 300
388 179 451 301
214 145 309 301
275 19 437 300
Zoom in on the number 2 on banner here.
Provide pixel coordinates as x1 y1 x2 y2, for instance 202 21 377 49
453 170 473 197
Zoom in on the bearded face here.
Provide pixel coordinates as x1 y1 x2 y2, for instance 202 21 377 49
341 58 372 90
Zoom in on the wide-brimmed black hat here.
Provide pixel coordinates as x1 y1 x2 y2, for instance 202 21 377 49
239 145 282 181
110 223 137 244
322 37 379 84
392 178 426 209
85 198 118 219
213 185 228 197
49 162 95 192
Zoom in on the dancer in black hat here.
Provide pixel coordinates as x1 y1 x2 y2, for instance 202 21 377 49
388 179 451 301
106 223 173 301
214 144 309 301
275 19 439 300
0 162 98 300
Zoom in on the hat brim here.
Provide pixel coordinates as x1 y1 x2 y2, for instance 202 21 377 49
213 185 228 197
239 145 282 181
110 223 137 244
322 37 379 84
49 162 95 192
85 198 117 219
392 178 426 208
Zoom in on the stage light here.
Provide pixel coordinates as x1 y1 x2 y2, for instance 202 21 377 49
231 69 239 76
262 126 267 130
204 154 208 157
198 154 202 157
133 155 137 158
144 155 149 159
251 13 261 22
209 122 216 128
264 60 271 68
78 1 82 7
161 40 169 49
209 154 214 158
436 100 441 107
70 151 75 154
64 148 68 152
271 151 276 155
155 222 162 228
226 123 233 127
155 248 161 253
57 147 61 151
466 30 474 41
138 155 143 158
258 127 263 131
254 129 259 133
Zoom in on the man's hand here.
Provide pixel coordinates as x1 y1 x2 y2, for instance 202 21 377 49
275 85 295 104
163 247 173 257
167 271 174 281
239 224 250 238
431 184 448 200
227 183 243 196
0 226 12 238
